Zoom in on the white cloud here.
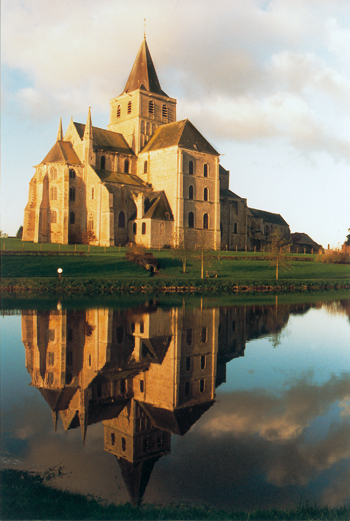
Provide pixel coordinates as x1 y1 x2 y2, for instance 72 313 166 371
1 0 350 240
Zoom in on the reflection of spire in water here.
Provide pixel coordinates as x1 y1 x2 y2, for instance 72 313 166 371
52 410 58 432
117 455 161 507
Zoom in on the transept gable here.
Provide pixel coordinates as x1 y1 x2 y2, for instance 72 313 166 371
38 387 78 411
140 119 219 156
123 38 167 97
39 141 82 166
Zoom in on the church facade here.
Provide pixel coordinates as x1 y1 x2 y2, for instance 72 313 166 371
23 38 290 251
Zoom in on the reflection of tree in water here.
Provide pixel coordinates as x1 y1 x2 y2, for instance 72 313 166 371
21 299 329 505
323 300 350 323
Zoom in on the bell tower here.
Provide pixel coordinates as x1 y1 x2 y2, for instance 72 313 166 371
108 38 177 153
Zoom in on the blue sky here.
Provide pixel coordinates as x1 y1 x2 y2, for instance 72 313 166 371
2 0 350 247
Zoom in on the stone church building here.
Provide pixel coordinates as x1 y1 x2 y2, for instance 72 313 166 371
23 38 290 250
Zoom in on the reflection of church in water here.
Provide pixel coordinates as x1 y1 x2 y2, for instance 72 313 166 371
21 301 290 504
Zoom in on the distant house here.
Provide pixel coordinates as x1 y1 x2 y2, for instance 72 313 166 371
291 233 322 253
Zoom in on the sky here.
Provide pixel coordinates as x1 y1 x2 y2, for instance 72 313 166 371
1 0 350 248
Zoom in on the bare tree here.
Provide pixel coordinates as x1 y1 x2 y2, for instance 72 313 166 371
268 229 291 280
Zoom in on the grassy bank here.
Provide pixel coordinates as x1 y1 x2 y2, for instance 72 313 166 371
1 239 349 295
2 469 349 521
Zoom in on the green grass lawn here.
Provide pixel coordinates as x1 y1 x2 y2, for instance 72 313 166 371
1 239 349 281
1 239 349 298
2 469 349 521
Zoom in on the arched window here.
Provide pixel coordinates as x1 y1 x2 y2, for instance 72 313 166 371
189 160 194 175
51 211 57 224
203 213 209 229
88 217 94 230
100 156 106 170
162 104 168 120
189 185 194 200
118 211 125 228
116 326 123 344
204 187 208 201
144 160 148 173
186 328 192 345
50 186 57 200
141 120 145 133
146 122 150 135
149 100 154 115
203 164 208 177
91 187 95 200
133 222 137 235
152 123 156 134
124 159 129 173
69 168 75 179
142 222 146 235
69 187 75 202
160 222 164 235
50 167 57 180
69 211 75 225
188 211 194 228
127 101 132 114
234 222 238 234
265 225 269 236
117 105 121 118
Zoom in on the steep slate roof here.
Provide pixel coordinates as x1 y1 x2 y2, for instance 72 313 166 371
93 168 146 187
139 401 215 436
220 188 243 200
123 38 168 97
40 141 82 165
142 119 219 155
143 191 174 220
291 233 321 247
249 208 289 226
39 387 78 411
73 123 134 154
139 337 171 365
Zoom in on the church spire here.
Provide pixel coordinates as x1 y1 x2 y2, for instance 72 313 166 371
83 107 93 141
57 117 63 141
123 39 167 96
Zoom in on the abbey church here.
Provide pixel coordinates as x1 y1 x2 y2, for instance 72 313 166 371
23 38 290 250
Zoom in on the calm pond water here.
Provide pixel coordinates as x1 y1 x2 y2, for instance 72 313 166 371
1 296 350 511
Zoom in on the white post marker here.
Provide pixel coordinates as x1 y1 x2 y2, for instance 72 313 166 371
57 268 63 280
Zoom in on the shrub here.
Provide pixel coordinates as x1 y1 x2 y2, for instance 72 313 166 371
81 230 96 245
16 226 23 239
317 250 350 264
125 244 159 272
